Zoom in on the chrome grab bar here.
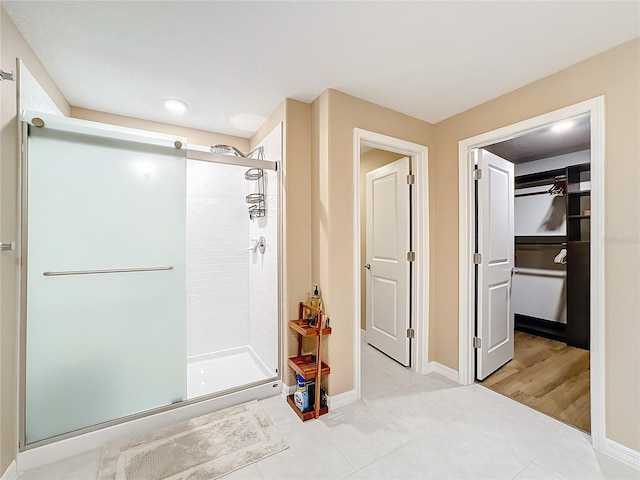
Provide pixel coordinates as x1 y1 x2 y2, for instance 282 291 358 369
43 266 174 277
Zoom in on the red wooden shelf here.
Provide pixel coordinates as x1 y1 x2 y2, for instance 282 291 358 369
288 319 332 337
286 394 328 421
288 355 330 381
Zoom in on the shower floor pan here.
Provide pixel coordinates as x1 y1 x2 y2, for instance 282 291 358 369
186 346 273 399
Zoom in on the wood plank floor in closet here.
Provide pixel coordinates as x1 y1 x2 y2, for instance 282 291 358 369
480 331 590 433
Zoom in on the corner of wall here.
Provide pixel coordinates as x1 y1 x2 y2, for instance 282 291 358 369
249 101 285 150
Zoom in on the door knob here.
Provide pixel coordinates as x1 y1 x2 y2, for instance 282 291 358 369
364 263 371 270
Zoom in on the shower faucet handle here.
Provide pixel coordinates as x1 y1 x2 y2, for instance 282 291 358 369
246 237 267 254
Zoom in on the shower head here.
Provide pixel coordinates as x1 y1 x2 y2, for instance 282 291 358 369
211 144 247 157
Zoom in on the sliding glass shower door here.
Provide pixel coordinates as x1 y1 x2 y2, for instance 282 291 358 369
24 115 187 444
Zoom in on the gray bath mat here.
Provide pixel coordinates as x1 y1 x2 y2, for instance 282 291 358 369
98 400 287 480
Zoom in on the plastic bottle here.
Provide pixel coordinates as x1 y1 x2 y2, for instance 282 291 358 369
294 373 309 412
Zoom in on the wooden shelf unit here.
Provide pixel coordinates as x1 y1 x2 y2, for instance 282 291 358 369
286 301 331 421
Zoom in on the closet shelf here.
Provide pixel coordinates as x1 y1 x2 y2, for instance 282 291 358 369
565 163 590 350
288 355 330 380
567 189 590 196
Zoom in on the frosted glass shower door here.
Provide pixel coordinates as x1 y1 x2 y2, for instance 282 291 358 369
25 117 186 444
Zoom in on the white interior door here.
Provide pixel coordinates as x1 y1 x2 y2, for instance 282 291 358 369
477 149 515 380
365 157 410 366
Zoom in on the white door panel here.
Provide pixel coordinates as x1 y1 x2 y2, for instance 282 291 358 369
477 150 514 380
366 157 410 366
488 281 510 351
372 277 398 338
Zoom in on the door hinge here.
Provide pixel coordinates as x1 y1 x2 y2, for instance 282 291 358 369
407 328 415 339
473 337 481 348
473 169 482 180
0 70 15 82
407 251 416 262
406 174 415 185
473 252 482 264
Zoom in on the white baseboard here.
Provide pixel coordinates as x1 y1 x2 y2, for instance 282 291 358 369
0 461 17 480
284 382 356 411
427 361 459 382
281 383 296 396
602 438 640 470
327 389 357 410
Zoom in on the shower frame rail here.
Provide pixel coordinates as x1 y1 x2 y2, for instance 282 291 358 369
186 148 277 172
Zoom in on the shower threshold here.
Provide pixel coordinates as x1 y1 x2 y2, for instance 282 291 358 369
186 346 273 399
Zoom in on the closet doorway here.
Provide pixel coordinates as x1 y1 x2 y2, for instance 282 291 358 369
476 115 592 432
457 98 605 445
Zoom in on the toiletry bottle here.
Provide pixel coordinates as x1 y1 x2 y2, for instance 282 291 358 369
309 285 323 326
310 285 323 312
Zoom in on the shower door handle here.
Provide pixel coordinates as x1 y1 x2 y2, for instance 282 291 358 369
43 266 174 276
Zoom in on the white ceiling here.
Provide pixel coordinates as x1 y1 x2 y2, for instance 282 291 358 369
4 1 639 138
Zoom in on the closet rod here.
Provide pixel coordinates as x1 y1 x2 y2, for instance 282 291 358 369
515 191 554 198
516 242 567 246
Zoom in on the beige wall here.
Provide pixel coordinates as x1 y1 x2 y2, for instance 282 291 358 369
313 89 435 395
0 7 71 473
359 149 406 330
72 107 249 151
431 38 640 450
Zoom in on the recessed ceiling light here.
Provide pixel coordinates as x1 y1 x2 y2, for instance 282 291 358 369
551 120 574 133
162 98 189 114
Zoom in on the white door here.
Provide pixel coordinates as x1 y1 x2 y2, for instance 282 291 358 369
365 157 410 366
477 149 515 380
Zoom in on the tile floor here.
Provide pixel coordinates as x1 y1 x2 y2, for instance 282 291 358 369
18 342 640 479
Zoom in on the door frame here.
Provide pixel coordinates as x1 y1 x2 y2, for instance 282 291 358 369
353 128 430 399
457 97 605 448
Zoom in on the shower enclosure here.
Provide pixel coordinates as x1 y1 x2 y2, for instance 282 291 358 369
20 112 281 447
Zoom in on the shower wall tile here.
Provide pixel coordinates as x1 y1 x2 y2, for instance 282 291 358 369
186 161 250 358
249 124 281 374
